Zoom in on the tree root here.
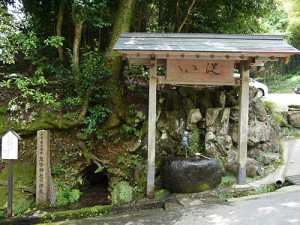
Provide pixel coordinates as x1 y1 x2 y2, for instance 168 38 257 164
90 153 106 169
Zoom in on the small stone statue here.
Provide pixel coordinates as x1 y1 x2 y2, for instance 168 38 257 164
181 131 189 158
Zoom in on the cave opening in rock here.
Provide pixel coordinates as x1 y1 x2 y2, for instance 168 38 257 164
83 163 108 187
79 163 111 206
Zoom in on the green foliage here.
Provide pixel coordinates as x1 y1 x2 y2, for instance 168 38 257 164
50 148 86 208
50 149 85 211
78 45 111 95
266 66 300 93
288 18 300 49
53 182 81 207
189 130 202 154
0 187 35 218
111 181 133 205
83 105 111 139
262 2 288 33
120 124 141 138
44 35 65 48
107 153 143 195
263 101 278 114
0 163 35 218
0 6 39 64
154 189 170 201
117 153 140 170
77 45 112 138
218 184 276 201
1 75 55 103
73 0 111 28
144 0 276 33
287 0 300 50
274 112 284 124
289 132 300 137
220 175 237 187
218 175 275 201
0 75 57 126
51 152 84 188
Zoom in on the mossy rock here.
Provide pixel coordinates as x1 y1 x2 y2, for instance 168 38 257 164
0 110 76 135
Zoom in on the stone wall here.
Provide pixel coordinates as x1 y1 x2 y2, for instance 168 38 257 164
135 85 283 178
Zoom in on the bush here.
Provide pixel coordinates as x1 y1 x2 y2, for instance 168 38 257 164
111 181 133 205
53 182 81 207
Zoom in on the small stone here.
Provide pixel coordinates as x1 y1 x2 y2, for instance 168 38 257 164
187 109 202 124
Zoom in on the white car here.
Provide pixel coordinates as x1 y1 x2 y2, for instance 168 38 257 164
233 73 268 98
249 78 268 98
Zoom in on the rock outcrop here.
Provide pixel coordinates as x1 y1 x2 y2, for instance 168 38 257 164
135 86 283 178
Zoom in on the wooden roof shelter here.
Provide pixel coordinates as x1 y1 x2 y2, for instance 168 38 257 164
114 33 300 198
115 33 299 64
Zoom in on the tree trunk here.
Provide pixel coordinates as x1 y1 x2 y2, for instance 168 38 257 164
56 0 65 61
102 0 135 129
72 5 83 85
107 0 135 52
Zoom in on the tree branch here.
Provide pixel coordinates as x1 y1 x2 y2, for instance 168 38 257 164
78 88 93 122
177 0 196 33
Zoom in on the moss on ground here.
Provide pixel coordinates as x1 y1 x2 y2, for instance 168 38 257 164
0 162 35 218
198 183 210 192
217 183 277 201
40 205 113 223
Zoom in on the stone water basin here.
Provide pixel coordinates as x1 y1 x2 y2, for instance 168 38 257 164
161 156 222 193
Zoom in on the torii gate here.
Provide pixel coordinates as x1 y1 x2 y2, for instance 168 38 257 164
114 33 300 198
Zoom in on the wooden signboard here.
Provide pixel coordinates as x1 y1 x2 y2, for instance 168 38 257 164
1 130 21 160
1 130 21 217
166 59 235 85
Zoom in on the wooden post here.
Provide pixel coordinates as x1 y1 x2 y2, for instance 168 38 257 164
7 160 12 218
237 60 250 184
147 58 157 198
36 130 51 208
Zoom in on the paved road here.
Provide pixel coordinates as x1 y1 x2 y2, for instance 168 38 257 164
263 93 300 111
53 186 300 225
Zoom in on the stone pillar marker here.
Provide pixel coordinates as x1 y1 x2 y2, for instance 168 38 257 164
36 130 52 208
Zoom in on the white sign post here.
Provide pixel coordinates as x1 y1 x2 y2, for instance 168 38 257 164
1 130 21 218
2 130 20 160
